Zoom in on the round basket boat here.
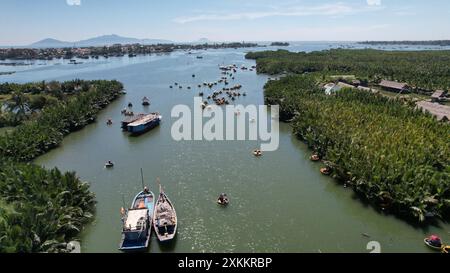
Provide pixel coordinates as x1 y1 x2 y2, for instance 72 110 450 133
320 167 331 175
424 238 442 251
105 162 114 168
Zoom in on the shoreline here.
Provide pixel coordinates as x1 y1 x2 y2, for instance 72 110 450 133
0 42 261 62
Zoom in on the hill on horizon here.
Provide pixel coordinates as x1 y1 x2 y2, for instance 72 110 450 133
29 34 173 48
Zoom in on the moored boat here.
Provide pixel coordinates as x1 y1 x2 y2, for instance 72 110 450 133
121 114 146 131
153 184 177 242
127 113 162 135
142 97 150 106
320 167 331 175
119 189 155 252
424 235 443 251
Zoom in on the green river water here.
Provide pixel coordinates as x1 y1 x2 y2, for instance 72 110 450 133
2 44 448 253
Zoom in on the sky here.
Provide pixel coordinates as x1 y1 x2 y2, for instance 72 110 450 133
0 0 449 45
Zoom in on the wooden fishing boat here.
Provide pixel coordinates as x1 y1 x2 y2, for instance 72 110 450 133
119 190 154 252
153 185 177 242
310 154 320 161
424 238 442 251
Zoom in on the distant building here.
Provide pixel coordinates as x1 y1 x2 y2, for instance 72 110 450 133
416 101 450 121
379 80 409 93
431 90 447 102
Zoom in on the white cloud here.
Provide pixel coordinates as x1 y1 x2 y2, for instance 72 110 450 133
367 0 381 6
66 0 81 6
174 3 383 24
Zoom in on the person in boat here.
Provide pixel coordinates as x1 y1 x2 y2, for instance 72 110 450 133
218 193 228 205
426 235 442 248
143 186 150 194
253 149 262 156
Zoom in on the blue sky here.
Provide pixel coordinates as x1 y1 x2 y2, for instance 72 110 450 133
1 0 449 45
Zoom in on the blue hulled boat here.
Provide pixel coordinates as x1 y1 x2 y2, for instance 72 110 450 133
119 190 155 252
127 113 162 135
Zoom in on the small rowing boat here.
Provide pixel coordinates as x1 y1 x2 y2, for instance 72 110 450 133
142 97 150 106
424 235 443 251
105 161 114 168
153 184 177 242
217 193 229 206
320 167 331 175
253 149 262 157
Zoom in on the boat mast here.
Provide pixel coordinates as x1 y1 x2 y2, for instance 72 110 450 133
140 168 145 189
156 177 162 193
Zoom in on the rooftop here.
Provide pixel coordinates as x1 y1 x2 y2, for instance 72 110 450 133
416 101 450 121
431 90 446 99
379 80 408 90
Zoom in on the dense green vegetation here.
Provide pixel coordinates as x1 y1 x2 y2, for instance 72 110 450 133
0 80 123 161
249 49 450 222
246 49 450 92
0 160 95 252
359 40 450 46
263 75 450 221
0 80 96 127
270 42 290 46
0 80 123 252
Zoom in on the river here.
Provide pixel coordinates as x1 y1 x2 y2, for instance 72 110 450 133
1 43 449 253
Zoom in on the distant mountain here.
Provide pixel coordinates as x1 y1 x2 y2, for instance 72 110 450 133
29 34 173 48
30 38 73 48
194 38 213 44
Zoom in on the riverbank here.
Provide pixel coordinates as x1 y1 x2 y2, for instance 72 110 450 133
0 80 123 252
246 49 450 222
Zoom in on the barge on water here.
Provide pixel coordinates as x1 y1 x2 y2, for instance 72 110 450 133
121 114 146 131
126 113 162 135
